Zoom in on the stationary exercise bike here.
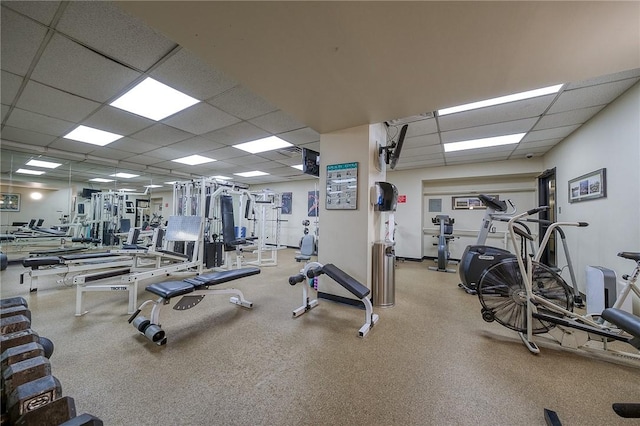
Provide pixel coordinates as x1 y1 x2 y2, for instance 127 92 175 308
428 215 457 273
477 207 640 359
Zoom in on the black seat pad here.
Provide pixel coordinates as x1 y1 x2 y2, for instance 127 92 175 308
22 257 62 267
618 251 640 262
601 308 640 338
146 281 195 299
188 267 261 287
322 264 370 299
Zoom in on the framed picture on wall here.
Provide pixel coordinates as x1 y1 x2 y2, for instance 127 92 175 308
0 193 20 212
281 192 292 214
452 195 497 210
568 168 606 203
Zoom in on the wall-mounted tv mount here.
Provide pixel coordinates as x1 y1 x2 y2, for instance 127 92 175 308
379 124 408 170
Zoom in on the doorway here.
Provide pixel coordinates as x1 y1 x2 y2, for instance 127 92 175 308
537 168 557 267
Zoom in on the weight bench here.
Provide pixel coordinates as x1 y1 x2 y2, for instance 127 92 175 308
288 262 379 337
128 267 261 345
601 308 640 419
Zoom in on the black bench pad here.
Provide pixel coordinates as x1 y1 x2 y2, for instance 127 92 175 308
186 267 261 287
146 281 195 299
601 308 640 338
322 264 370 299
23 257 62 268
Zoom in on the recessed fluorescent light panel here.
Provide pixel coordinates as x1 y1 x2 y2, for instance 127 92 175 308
291 164 304 170
64 125 123 146
89 178 114 183
444 133 526 152
144 184 163 188
233 136 292 154
172 155 216 166
26 159 61 169
110 77 199 121
438 84 563 116
234 171 269 178
16 168 45 175
118 188 136 192
213 175 231 180
110 172 140 179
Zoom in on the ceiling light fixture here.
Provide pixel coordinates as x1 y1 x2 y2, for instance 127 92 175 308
213 175 231 180
16 168 45 175
443 133 526 152
63 125 123 146
110 172 140 179
438 84 564 116
26 159 61 169
144 184 163 188
291 165 303 170
234 171 269 178
233 136 292 154
110 77 199 121
172 155 216 166
89 178 115 183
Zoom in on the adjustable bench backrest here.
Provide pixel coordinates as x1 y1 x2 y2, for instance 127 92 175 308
322 264 370 300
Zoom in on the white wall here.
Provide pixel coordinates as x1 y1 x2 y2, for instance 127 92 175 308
387 159 544 259
544 81 640 312
0 186 73 230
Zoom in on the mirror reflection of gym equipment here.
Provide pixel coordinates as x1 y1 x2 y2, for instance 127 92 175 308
428 215 457 273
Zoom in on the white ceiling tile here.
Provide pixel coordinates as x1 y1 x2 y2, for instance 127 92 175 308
403 133 441 148
1 8 48 76
130 124 193 146
5 107 74 136
566 69 640 90
57 2 176 71
278 127 320 145
438 94 556 131
522 125 580 142
532 105 605 131
3 1 61 26
298 141 321 152
445 144 516 158
177 136 225 152
143 145 199 161
202 146 250 161
1 126 57 146
107 137 162 155
162 103 240 135
207 85 278 119
518 138 563 149
1 71 24 104
446 153 511 164
402 144 443 157
392 156 445 170
202 122 270 146
83 106 154 135
254 149 299 162
17 80 101 122
404 119 438 137
441 117 538 143
548 79 639 114
249 110 305 134
89 147 134 161
48 138 102 154
118 154 166 167
31 33 141 102
150 48 237 100
1 104 9 122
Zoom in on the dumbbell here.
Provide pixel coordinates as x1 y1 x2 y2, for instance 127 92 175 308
0 297 28 310
6 375 63 423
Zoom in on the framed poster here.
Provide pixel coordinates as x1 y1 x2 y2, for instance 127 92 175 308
568 168 606 203
0 193 20 212
281 192 292 214
452 195 497 210
326 162 358 210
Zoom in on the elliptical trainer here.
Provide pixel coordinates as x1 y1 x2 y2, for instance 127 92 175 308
428 215 457 273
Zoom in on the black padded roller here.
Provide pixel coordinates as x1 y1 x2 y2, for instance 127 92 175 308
306 267 324 279
289 274 306 285
144 325 165 343
132 316 150 333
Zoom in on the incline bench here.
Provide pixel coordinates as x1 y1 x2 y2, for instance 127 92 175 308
128 267 261 345
289 262 379 337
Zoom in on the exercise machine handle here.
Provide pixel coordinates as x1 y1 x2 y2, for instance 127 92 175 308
526 206 549 216
577 222 589 227
288 274 306 286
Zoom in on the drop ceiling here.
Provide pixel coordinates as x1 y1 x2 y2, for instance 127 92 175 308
1 1 639 192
